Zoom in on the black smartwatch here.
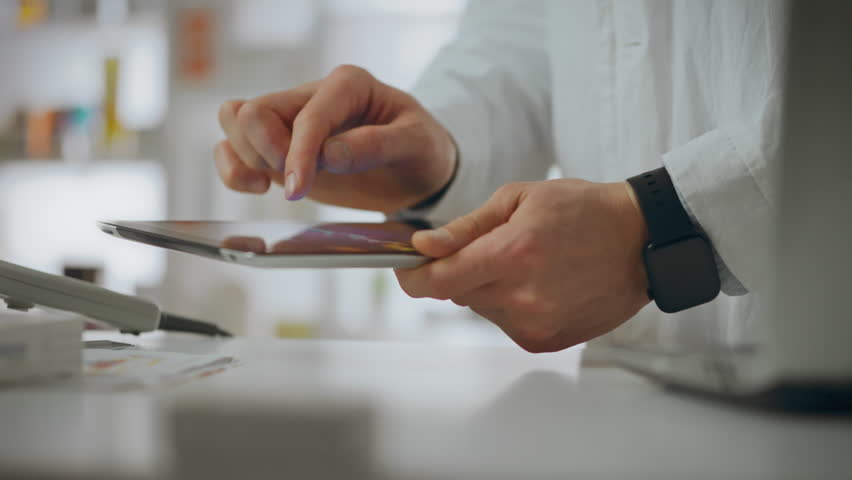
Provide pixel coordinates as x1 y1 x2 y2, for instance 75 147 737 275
626 167 720 313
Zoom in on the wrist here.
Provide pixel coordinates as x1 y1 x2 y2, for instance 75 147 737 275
626 168 720 313
623 180 649 246
406 124 459 211
606 181 651 306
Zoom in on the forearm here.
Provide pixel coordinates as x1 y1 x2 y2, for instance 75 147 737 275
404 0 554 222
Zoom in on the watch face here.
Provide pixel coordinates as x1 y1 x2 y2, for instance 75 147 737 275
644 236 721 313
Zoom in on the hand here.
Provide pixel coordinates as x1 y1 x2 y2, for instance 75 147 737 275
395 179 651 353
214 65 457 213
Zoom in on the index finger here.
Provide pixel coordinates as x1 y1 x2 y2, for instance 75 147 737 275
284 65 378 200
250 81 318 122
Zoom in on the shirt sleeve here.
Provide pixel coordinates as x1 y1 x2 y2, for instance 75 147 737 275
400 0 555 224
674 180 749 296
663 93 782 295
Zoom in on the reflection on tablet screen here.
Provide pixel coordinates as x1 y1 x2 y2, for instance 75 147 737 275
140 221 429 255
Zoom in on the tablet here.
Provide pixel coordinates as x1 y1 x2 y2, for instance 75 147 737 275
96 220 432 269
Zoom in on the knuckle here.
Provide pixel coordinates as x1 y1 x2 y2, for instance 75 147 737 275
214 142 234 170
214 139 228 157
491 182 526 211
222 174 241 190
400 267 451 301
455 215 483 241
293 111 321 131
493 184 512 199
397 281 419 299
508 289 539 313
478 255 503 283
494 182 522 199
505 230 542 270
331 64 370 82
220 169 240 189
508 289 556 316
356 127 383 156
221 172 243 190
236 101 260 129
395 272 425 299
217 106 228 128
225 178 242 191
216 161 234 187
451 297 469 308
512 322 559 353
429 284 452 301
515 338 558 354
218 100 240 128
254 114 279 147
421 271 451 300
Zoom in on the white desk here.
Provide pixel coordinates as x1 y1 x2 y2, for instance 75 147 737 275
1 332 850 479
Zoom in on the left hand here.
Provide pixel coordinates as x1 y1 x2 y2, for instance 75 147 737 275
395 179 651 353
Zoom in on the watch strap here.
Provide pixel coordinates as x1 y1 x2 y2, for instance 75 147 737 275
627 167 696 245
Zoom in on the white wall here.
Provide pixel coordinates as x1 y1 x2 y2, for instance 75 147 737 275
0 0 510 345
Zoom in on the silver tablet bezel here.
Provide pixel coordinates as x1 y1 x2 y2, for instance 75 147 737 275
97 221 430 269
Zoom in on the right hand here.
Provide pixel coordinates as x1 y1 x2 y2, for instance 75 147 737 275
215 65 457 213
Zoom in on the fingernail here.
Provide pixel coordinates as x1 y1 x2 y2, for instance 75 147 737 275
416 228 453 245
323 140 352 173
285 171 298 199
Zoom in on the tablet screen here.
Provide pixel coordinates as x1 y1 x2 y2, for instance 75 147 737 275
101 220 430 256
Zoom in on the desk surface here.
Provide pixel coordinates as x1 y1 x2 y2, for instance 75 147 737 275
1 332 851 480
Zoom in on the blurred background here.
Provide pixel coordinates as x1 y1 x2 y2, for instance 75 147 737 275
0 0 513 345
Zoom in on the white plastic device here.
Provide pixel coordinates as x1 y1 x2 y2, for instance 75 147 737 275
0 309 84 383
0 259 160 333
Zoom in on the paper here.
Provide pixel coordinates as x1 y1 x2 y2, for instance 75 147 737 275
81 348 238 391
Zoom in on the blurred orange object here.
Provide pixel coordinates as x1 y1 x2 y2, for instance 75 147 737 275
25 110 56 158
179 8 215 82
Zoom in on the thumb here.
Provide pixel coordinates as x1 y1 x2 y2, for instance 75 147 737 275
413 185 523 258
320 123 418 174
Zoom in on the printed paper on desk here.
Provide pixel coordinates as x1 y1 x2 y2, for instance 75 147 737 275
82 348 239 391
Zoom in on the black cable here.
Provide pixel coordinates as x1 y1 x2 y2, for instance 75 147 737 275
158 312 233 337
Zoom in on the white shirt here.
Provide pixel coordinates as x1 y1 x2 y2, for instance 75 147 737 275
408 0 785 346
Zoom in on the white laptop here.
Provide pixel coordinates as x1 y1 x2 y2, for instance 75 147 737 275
610 1 852 410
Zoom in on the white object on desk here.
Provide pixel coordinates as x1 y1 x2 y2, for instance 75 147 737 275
0 309 82 383
0 259 161 333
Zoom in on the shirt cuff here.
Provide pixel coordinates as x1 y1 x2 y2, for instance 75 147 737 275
672 177 748 296
663 125 773 295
